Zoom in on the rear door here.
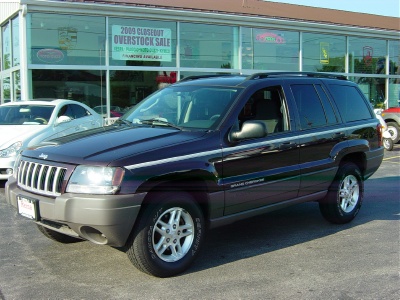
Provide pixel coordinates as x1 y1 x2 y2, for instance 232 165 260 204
286 79 345 196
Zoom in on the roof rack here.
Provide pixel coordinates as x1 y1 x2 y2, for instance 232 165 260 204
246 72 347 81
179 74 241 82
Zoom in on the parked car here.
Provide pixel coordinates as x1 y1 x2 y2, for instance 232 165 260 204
93 105 123 118
380 107 400 143
5 73 384 277
0 99 103 179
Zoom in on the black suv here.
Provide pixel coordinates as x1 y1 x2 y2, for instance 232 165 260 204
6 72 384 277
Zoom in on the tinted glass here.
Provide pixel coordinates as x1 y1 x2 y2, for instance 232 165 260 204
329 85 373 122
315 85 338 124
290 84 328 129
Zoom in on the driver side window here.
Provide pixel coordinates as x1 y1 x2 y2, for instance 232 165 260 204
239 86 289 134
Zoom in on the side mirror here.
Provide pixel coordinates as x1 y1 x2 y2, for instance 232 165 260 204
229 120 267 142
55 115 72 126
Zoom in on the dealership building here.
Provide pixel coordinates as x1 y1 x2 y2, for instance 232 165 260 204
1 0 399 116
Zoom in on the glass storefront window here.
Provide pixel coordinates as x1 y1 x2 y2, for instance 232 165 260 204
13 71 20 100
110 70 160 112
12 16 20 67
349 37 386 75
1 77 11 103
351 76 386 108
389 78 400 108
302 33 345 72
31 69 105 107
2 23 11 70
109 18 176 67
389 40 399 76
28 13 106 65
242 27 299 71
180 23 238 69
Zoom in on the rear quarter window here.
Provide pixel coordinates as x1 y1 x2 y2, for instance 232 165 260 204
328 85 373 122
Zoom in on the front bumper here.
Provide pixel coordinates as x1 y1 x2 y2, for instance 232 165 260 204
6 177 145 247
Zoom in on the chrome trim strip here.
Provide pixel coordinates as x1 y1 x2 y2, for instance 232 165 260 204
125 122 377 170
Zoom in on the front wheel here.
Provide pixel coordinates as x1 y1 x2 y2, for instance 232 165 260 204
319 163 364 224
125 192 205 277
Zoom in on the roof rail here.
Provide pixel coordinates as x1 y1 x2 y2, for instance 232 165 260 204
179 74 240 82
246 72 347 80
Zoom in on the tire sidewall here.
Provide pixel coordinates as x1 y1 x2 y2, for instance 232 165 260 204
137 192 204 276
333 165 363 219
383 138 393 151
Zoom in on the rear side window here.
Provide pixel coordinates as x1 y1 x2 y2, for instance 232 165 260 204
328 85 372 122
290 84 337 129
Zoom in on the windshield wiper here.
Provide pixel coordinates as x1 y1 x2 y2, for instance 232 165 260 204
140 118 182 130
114 118 133 127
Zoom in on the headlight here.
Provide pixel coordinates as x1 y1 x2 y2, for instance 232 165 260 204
66 166 125 194
0 141 22 158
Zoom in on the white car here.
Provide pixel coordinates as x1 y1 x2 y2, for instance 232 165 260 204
0 99 103 179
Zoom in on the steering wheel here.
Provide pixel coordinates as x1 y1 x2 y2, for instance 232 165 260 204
34 117 48 125
210 114 220 121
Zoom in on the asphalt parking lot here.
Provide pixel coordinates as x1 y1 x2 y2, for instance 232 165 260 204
0 147 399 300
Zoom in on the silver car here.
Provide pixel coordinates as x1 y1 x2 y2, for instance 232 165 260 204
0 99 103 179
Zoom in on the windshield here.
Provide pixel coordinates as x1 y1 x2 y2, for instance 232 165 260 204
0 105 55 125
122 85 242 130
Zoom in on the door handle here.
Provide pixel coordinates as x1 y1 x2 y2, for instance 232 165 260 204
333 132 345 138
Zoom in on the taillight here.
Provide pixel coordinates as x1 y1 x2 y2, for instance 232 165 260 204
377 123 383 147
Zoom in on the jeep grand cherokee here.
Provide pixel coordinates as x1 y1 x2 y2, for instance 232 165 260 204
6 72 384 277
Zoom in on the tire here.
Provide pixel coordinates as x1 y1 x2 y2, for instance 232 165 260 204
319 163 364 224
36 224 82 243
125 192 205 277
383 138 393 151
386 122 400 143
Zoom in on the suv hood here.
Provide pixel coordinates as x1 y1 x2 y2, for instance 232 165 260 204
22 125 208 165
0 125 46 148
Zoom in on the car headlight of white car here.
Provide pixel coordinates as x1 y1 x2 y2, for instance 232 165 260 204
66 165 125 194
0 141 22 158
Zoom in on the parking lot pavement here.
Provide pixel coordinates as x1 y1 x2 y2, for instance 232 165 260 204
0 146 399 300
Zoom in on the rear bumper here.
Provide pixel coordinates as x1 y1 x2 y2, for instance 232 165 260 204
6 177 146 247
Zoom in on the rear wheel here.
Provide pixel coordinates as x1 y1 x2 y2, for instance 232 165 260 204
383 138 393 151
125 192 205 277
36 224 82 243
319 163 363 224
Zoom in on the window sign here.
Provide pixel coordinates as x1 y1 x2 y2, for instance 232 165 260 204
320 42 329 64
112 25 172 61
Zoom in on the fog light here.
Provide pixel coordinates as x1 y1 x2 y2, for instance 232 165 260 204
6 168 13 175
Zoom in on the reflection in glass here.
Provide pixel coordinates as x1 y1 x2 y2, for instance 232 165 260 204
389 78 400 108
180 23 238 69
31 69 105 107
350 76 385 108
302 33 345 72
349 37 386 75
110 70 159 111
12 16 20 67
28 13 106 65
2 23 11 70
242 27 299 71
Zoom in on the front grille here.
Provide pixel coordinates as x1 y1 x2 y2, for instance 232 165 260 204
17 160 67 197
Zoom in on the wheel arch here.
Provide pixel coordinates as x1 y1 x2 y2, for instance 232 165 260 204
135 171 217 225
338 152 367 178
